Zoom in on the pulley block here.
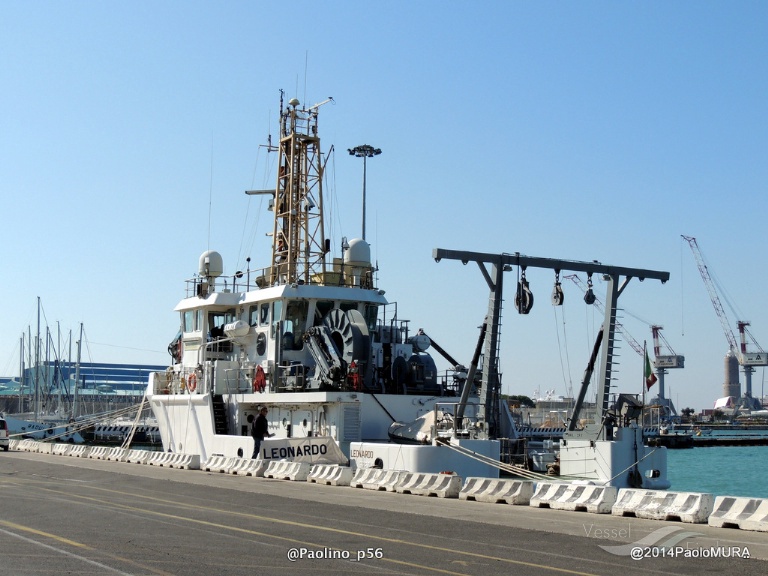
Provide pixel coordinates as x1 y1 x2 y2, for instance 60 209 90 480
515 278 534 314
551 282 565 306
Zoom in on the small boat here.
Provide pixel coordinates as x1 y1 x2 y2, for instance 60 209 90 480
388 410 456 445
1 413 85 444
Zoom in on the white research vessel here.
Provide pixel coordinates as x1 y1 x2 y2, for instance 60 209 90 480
146 93 672 488
145 93 495 474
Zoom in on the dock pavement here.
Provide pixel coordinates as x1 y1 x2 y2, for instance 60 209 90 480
0 450 766 576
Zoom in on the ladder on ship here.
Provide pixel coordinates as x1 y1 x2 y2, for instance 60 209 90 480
212 395 228 435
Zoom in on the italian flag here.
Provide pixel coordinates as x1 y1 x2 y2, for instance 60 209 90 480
645 350 658 390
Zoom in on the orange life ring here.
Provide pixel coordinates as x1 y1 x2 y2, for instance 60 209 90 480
188 373 197 392
253 365 266 393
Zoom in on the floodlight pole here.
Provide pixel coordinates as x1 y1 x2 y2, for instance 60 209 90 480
348 144 382 241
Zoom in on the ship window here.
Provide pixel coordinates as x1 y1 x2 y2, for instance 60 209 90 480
183 311 195 333
209 309 236 338
249 304 269 327
313 300 334 326
271 301 282 339
284 300 308 350
364 304 378 332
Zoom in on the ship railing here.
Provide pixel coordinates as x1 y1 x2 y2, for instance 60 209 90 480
182 265 274 297
150 371 171 395
220 367 252 395
151 368 208 396
498 437 529 466
182 258 380 296
438 370 466 396
374 302 414 345
276 362 307 392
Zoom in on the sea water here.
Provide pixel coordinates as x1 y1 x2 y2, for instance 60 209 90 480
667 444 768 499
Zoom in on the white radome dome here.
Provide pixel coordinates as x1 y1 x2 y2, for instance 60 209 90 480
199 250 224 278
344 238 371 268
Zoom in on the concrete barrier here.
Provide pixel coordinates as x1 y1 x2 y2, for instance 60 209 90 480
52 444 71 456
263 460 311 481
19 439 39 452
148 452 170 466
89 446 110 460
228 458 269 477
612 489 714 523
124 449 152 464
395 472 463 498
176 453 200 469
148 451 200 469
37 443 53 455
107 447 127 462
203 455 235 473
460 478 534 505
530 482 617 514
69 445 91 458
9 439 20 451
307 465 354 486
708 496 768 532
350 469 407 492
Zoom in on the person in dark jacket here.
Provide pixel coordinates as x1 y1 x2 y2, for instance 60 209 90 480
251 406 272 458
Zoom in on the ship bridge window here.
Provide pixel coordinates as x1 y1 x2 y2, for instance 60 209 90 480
209 309 236 339
182 309 203 333
248 303 270 327
271 300 282 339
364 304 378 332
284 300 308 350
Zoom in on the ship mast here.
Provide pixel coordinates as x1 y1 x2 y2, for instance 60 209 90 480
270 94 330 285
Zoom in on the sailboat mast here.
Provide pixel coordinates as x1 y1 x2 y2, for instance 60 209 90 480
34 297 40 421
72 323 83 420
18 335 24 412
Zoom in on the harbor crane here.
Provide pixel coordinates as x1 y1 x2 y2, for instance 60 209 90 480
682 235 767 407
564 274 684 417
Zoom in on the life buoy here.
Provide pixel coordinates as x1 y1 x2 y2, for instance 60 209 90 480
253 365 266 393
188 373 197 392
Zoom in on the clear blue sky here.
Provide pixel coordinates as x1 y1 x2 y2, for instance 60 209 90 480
2 1 768 411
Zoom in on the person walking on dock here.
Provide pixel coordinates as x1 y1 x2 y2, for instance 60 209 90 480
251 406 272 458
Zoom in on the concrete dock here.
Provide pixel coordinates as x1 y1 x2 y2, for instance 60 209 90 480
0 450 766 576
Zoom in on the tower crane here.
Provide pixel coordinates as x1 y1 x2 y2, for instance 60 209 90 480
681 235 767 407
564 274 684 417
651 325 685 370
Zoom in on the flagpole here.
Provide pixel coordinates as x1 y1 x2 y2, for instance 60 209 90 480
642 340 647 426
